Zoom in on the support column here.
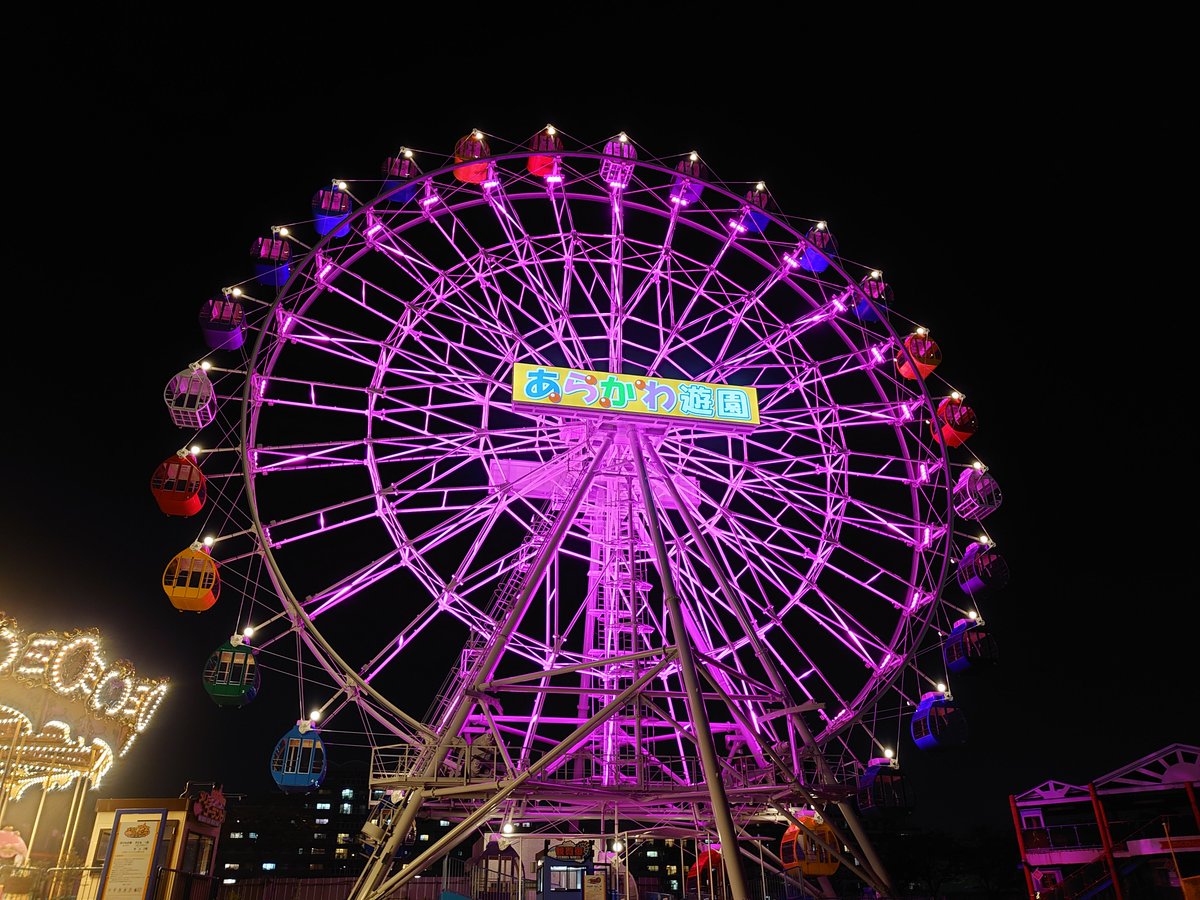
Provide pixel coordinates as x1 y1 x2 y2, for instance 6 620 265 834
352 436 614 900
1089 782 1124 900
1009 795 1036 900
644 438 894 896
629 426 749 899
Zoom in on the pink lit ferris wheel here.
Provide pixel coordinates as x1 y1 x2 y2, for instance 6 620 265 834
158 126 1007 898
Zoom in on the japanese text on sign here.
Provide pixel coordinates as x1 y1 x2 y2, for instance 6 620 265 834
512 363 759 428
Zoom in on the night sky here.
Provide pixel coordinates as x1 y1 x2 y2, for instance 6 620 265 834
1 22 1193 848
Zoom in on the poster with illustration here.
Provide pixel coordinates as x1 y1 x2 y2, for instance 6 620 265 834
96 809 168 900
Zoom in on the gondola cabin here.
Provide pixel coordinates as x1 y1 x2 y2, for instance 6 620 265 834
380 152 419 205
163 544 220 612
743 183 770 233
599 133 636 188
270 720 327 793
164 366 216 430
198 294 245 351
943 618 999 673
202 637 260 707
856 758 913 819
252 235 291 288
853 271 891 322
896 329 942 380
670 153 705 205
685 846 723 896
312 185 352 237
528 126 563 178
796 222 837 273
911 690 967 750
952 467 1003 521
930 395 977 447
453 130 490 184
150 451 207 517
356 794 399 853
956 541 1010 596
780 810 840 877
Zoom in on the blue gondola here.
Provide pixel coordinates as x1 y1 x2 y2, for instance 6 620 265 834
198 294 245 351
669 154 705 206
796 222 838 273
956 541 1009 596
857 757 914 818
312 184 352 237
252 235 291 287
202 637 260 707
380 151 419 205
911 690 967 750
853 271 892 322
943 618 999 673
270 721 327 793
743 183 770 233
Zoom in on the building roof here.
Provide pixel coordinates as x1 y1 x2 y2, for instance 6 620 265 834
1013 743 1200 804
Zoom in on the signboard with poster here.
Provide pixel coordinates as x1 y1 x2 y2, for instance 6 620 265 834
95 809 168 900
583 872 607 900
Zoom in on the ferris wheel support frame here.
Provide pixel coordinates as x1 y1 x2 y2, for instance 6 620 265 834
648 434 892 897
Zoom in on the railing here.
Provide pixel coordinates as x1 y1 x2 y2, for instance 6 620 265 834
0 864 104 900
1021 821 1104 852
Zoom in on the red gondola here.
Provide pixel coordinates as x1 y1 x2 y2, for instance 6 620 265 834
930 394 977 447
896 329 942 380
527 125 563 178
454 130 490 184
150 451 207 517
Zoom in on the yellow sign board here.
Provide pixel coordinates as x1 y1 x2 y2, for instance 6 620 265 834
512 363 759 428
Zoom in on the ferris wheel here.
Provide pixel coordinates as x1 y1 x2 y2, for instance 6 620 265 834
154 126 1007 898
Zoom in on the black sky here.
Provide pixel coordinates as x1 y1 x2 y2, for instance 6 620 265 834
1 20 1193 842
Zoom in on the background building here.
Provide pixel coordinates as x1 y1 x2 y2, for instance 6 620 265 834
1010 742 1200 898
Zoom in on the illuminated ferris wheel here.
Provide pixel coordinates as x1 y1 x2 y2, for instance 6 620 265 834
153 126 1008 898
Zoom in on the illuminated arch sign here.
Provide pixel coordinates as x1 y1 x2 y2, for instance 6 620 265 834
512 363 759 429
0 613 169 759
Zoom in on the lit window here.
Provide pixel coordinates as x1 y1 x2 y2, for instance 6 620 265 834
665 839 675 847
316 802 331 810
224 864 240 870
667 865 678 876
249 832 258 839
335 848 350 860
439 820 450 827
311 848 326 855
223 879 236 885
647 865 660 872
372 789 384 799
262 863 276 871
229 832 244 840
316 818 329 825
341 788 354 800
337 833 352 844
646 850 658 858
313 833 327 840
340 803 353 815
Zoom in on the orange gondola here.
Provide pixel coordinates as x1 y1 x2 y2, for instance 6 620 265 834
163 543 220 612
779 810 840 877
